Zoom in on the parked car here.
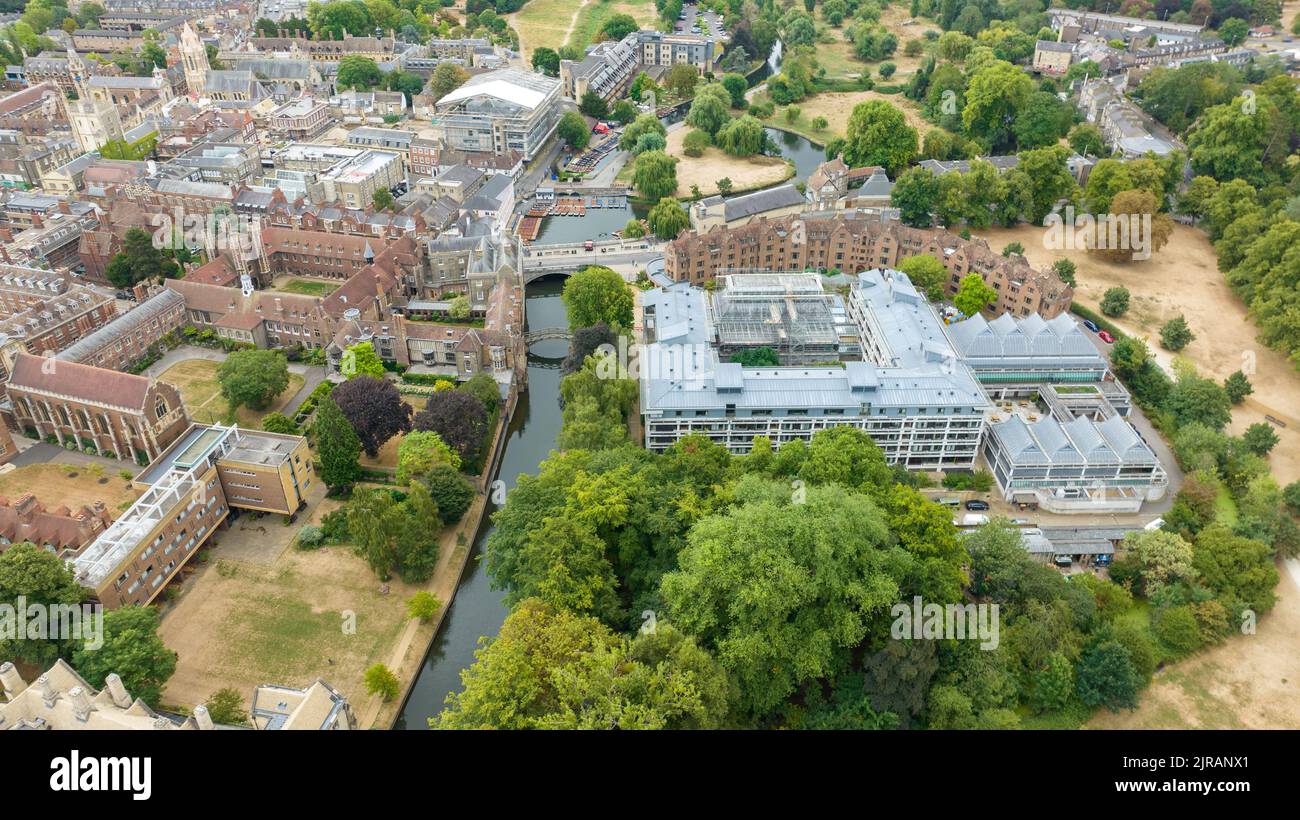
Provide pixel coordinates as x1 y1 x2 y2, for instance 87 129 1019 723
964 500 990 511
961 513 990 527
1053 555 1073 568
1097 330 1115 344
1010 517 1031 525
1082 319 1100 333
1094 554 1112 567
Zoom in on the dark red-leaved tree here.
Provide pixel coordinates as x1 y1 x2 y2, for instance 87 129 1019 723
332 375 412 457
412 390 487 463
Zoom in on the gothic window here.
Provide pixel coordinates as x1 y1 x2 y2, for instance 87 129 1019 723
155 396 168 420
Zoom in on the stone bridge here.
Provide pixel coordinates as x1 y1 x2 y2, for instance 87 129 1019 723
523 327 572 345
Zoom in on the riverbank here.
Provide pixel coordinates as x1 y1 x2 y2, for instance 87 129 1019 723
395 280 569 729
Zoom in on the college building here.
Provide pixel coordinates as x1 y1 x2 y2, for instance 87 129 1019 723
663 213 1075 319
71 423 313 609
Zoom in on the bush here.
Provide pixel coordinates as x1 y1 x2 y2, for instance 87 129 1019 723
682 128 711 157
295 524 325 550
406 591 442 622
1100 286 1130 318
364 663 400 701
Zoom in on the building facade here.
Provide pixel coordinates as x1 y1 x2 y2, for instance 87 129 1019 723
664 213 1075 319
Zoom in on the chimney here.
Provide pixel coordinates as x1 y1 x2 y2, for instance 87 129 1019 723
193 704 214 730
67 685 93 721
0 662 25 700
33 673 57 707
104 673 131 708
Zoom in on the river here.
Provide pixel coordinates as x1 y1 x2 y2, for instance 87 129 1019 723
395 277 569 729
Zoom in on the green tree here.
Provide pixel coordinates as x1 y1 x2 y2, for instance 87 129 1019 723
714 114 766 158
1223 370 1253 403
962 60 1035 153
562 265 634 330
660 477 904 717
954 273 996 317
1241 422 1279 456
720 72 748 107
1217 17 1249 47
436 600 732 729
1192 523 1278 614
1052 258 1077 287
1025 651 1075 714
1013 91 1072 149
1013 145 1078 225
420 462 474 524
631 149 679 200
890 166 938 227
261 412 299 435
898 253 948 300
105 227 180 288
1075 640 1140 711
579 90 609 119
531 46 559 76
1100 286 1130 318
599 12 637 40
427 61 469 102
843 99 918 176
343 340 386 379
620 113 667 152
557 110 590 150
406 590 443 622
646 197 689 240
365 663 400 701
1159 315 1195 351
204 687 249 726
1123 527 1198 592
218 349 289 413
314 395 362 491
1068 123 1106 157
72 606 176 708
336 55 383 90
685 87 731 137
372 188 394 211
0 542 86 666
396 429 460 484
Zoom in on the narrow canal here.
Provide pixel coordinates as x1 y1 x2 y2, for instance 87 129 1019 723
395 277 568 729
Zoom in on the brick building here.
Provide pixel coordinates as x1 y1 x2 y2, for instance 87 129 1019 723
55 288 188 372
0 493 114 558
3 352 190 463
663 213 1074 319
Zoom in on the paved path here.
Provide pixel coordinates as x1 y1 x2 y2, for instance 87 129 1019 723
142 344 328 420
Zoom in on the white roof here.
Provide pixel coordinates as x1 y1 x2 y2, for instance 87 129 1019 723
438 71 553 111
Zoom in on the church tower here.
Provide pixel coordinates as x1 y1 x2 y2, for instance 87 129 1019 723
61 47 123 154
179 23 209 98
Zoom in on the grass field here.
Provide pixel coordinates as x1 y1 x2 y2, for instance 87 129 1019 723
158 518 417 712
512 0 656 61
159 359 305 428
273 277 338 297
665 125 794 198
755 89 928 143
0 463 140 513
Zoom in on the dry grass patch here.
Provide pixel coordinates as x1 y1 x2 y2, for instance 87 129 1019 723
666 125 793 197
770 90 927 141
158 542 419 711
0 463 140 512
1089 560 1300 729
976 222 1300 484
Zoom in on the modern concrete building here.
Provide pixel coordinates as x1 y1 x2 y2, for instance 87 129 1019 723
640 269 989 467
71 423 312 608
434 68 561 161
310 149 404 209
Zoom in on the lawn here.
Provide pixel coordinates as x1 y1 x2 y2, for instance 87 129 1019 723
158 359 305 428
755 89 928 143
0 463 140 514
158 528 416 713
664 125 794 198
273 277 338 297
569 0 658 52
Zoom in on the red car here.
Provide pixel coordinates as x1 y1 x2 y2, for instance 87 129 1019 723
1098 331 1115 344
